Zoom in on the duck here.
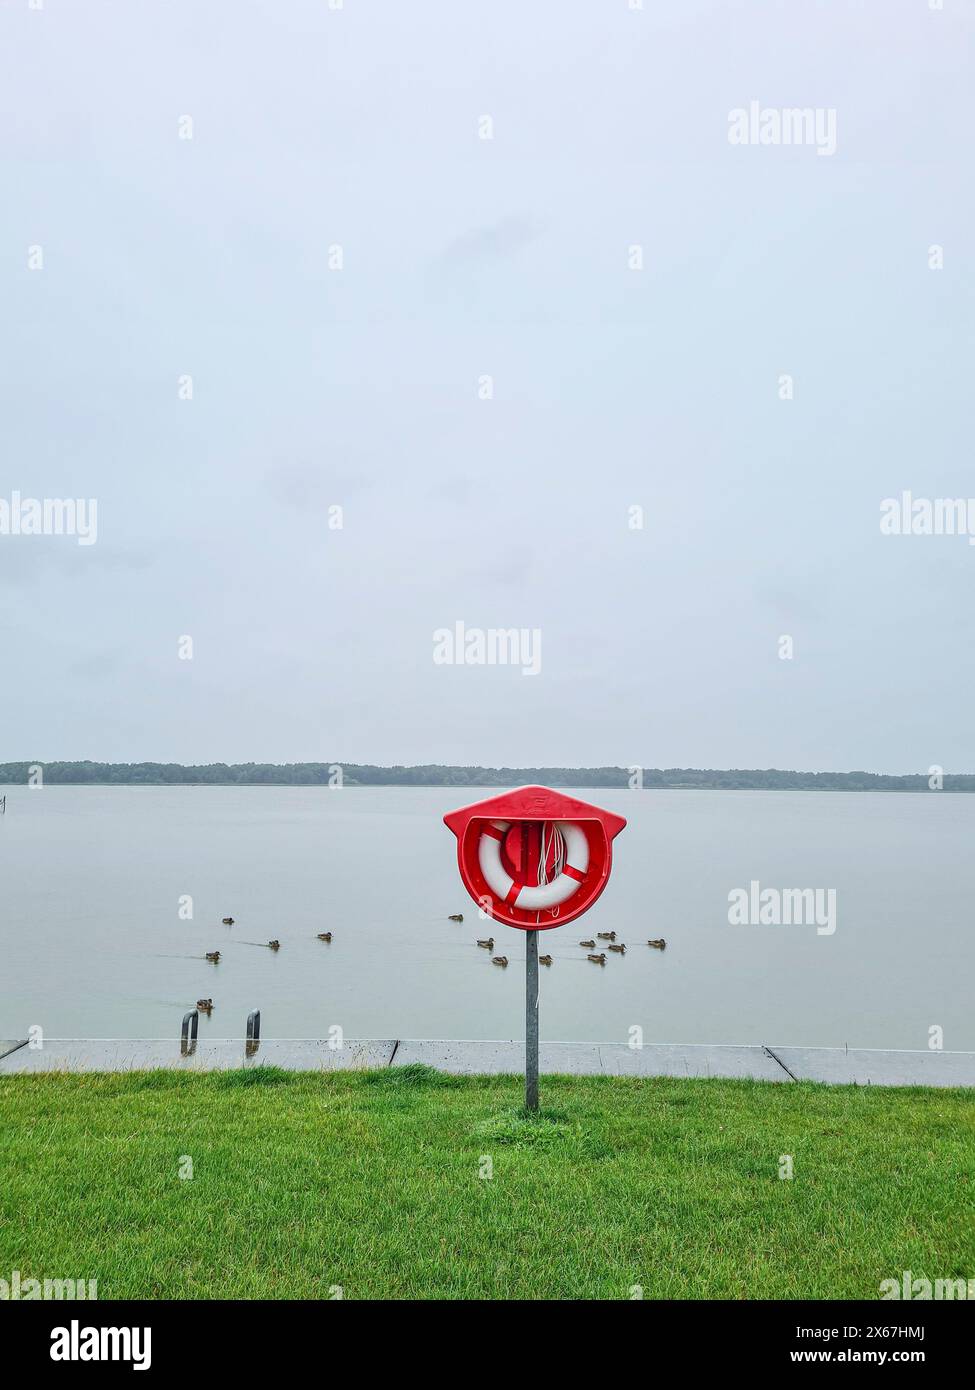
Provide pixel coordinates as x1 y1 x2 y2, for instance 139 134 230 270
491 956 509 967
597 931 616 941
539 954 553 966
196 998 213 1012
448 913 464 922
221 917 235 926
587 953 606 965
316 932 333 942
476 937 495 950
579 939 595 948
608 943 626 954
267 939 281 951
647 938 667 950
205 951 221 963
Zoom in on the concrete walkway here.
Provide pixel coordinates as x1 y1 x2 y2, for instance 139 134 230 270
1 1037 972 1086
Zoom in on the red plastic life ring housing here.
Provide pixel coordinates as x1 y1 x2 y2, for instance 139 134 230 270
443 785 626 931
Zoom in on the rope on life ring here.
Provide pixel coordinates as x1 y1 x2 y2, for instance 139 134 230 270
477 819 589 911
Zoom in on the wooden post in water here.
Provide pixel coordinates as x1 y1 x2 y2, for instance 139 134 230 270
525 930 539 1110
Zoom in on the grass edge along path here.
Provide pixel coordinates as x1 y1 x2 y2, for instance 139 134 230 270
1 1066 972 1300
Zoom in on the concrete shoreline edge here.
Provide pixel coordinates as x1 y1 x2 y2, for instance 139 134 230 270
1 1038 972 1087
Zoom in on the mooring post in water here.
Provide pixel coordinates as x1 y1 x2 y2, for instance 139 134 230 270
525 930 539 1110
246 1009 261 1056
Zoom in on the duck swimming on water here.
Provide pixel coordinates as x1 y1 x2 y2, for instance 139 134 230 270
448 913 464 922
647 938 667 950
587 953 606 965
196 998 213 1012
205 951 221 963
222 917 235 926
316 932 332 942
539 954 553 966
491 956 509 967
267 940 281 951
477 937 494 950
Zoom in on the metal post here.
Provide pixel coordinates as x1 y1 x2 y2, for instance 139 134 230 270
246 1009 261 1057
181 1009 199 1056
525 930 539 1110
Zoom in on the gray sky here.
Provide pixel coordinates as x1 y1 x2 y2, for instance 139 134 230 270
1 1 972 771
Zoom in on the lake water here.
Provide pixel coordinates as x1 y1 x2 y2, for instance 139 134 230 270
1 786 972 1050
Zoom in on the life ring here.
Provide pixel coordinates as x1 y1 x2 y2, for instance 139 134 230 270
477 820 589 911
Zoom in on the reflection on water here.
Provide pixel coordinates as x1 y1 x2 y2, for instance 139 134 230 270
1 786 971 1049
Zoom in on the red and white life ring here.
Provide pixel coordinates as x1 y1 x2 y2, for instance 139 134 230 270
477 820 589 911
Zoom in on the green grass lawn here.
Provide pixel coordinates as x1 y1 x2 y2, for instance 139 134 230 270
1 1066 972 1299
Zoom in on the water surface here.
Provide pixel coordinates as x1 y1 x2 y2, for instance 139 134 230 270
0 786 971 1049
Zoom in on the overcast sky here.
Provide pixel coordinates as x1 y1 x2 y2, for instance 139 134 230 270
1 1 972 772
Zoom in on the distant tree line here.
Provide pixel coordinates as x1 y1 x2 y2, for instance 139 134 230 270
0 761 973 791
